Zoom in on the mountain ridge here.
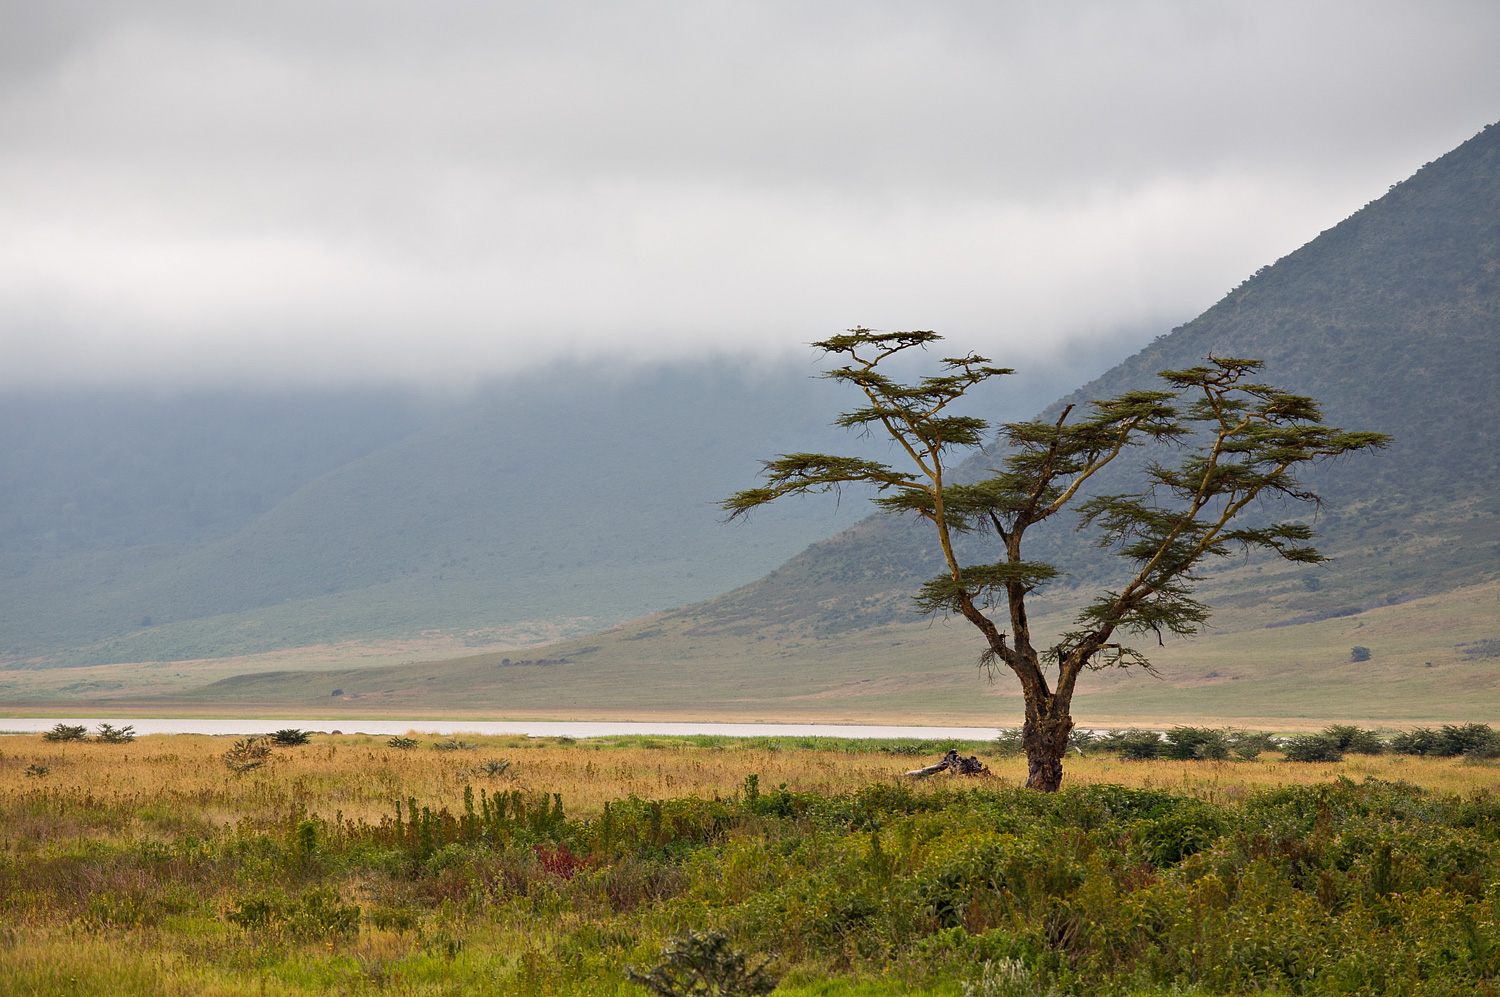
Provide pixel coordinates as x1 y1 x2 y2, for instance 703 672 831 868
672 121 1500 640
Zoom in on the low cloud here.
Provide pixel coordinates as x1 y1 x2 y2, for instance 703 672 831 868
2 1 1497 387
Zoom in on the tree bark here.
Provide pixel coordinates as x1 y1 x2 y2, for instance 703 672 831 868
1022 697 1073 792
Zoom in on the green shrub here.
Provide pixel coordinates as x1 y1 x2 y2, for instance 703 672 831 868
1351 646 1372 661
1100 729 1162 760
223 736 271 773
1162 726 1230 760
1067 728 1098 754
95 723 135 743
1227 730 1280 759
994 729 1024 757
387 736 419 749
1282 733 1344 762
225 888 360 940
627 930 777 997
1387 724 1497 756
1439 723 1500 757
367 905 420 933
41 723 88 742
1134 800 1229 865
269 728 312 746
1323 725 1386 754
1390 727 1444 755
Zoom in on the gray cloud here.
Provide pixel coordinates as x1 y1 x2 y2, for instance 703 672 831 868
2 1 1497 386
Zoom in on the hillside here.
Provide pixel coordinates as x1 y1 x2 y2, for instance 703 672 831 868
676 120 1500 639
0 364 845 664
1 357 1103 668
95 120 1500 727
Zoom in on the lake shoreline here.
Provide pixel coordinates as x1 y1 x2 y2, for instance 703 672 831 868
0 716 1003 739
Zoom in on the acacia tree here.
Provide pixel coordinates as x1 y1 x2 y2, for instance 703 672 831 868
723 329 1389 791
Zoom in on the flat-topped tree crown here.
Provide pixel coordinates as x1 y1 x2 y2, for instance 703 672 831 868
724 330 1389 790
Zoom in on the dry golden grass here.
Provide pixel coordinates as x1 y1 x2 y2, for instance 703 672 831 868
3 731 1497 843
2 733 1499 997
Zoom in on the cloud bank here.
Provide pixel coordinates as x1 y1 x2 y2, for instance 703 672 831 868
2 1 1497 386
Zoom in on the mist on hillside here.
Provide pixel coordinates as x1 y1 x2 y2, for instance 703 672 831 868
0 347 1135 666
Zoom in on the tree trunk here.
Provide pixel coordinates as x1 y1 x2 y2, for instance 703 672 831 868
1022 700 1073 792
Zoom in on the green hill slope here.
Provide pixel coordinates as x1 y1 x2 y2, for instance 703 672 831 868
0 363 882 665
0 357 1115 667
684 121 1500 639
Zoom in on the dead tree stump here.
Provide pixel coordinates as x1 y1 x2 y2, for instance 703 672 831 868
905 748 991 778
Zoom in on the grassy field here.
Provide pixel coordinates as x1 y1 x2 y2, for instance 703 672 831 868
3 731 1500 995
5 580 1497 730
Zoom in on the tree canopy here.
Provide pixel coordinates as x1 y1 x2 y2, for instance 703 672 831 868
725 329 1390 789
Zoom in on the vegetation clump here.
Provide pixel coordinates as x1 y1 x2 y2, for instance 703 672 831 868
1391 723 1500 758
41 723 87 742
1461 638 1500 659
627 930 778 997
223 735 272 773
269 728 313 746
94 722 135 743
1225 729 1280 759
1161 726 1231 760
1099 728 1164 760
1281 732 1345 762
1323 724 1386 754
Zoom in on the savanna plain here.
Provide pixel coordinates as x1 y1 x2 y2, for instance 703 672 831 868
4 730 1500 996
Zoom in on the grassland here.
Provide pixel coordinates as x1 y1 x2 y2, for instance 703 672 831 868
6 580 1497 731
3 731 1500 995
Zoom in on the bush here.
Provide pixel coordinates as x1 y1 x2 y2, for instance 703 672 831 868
1350 646 1372 662
269 729 312 746
626 930 777 997
1390 727 1444 755
1100 729 1162 760
387 736 419 749
1162 726 1230 760
223 737 272 773
95 723 135 743
41 723 88 742
994 729 1024 757
226 888 360 940
1438 723 1500 758
1281 733 1344 762
1388 724 1499 757
1226 730 1280 760
1323 725 1386 754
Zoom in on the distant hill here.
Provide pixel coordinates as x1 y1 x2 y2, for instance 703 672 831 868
1 357 1101 667
680 121 1500 639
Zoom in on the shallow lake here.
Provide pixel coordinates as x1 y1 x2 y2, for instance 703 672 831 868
0 717 999 740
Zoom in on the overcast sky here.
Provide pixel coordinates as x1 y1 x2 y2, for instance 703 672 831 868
1 1 1497 388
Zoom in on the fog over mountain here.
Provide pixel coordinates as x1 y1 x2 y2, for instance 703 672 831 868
2 2 1498 387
